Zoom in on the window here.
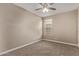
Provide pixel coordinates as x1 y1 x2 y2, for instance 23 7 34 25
44 19 53 34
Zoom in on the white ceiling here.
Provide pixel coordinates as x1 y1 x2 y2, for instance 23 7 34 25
15 3 79 17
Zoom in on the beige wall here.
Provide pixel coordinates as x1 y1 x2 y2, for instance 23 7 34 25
0 4 42 53
43 10 78 44
78 8 79 46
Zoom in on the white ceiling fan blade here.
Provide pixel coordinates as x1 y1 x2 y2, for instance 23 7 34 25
39 3 44 6
49 3 54 5
48 7 56 10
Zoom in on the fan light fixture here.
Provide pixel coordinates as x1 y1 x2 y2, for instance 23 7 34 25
35 3 56 13
43 8 49 13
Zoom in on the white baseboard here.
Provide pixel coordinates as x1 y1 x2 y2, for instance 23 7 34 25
0 39 78 55
43 39 78 47
0 39 41 55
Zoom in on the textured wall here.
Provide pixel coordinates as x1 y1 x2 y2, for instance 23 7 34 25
0 4 42 53
78 8 79 46
43 10 78 44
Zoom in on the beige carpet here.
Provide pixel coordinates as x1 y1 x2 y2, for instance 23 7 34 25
2 40 79 56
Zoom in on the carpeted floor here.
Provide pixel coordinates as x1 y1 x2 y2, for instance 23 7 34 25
2 40 79 56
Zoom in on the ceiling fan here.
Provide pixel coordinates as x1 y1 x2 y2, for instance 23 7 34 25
35 3 56 13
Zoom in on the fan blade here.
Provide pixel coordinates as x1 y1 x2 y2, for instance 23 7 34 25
39 3 48 7
49 3 54 5
39 3 43 6
49 7 56 10
35 8 42 10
